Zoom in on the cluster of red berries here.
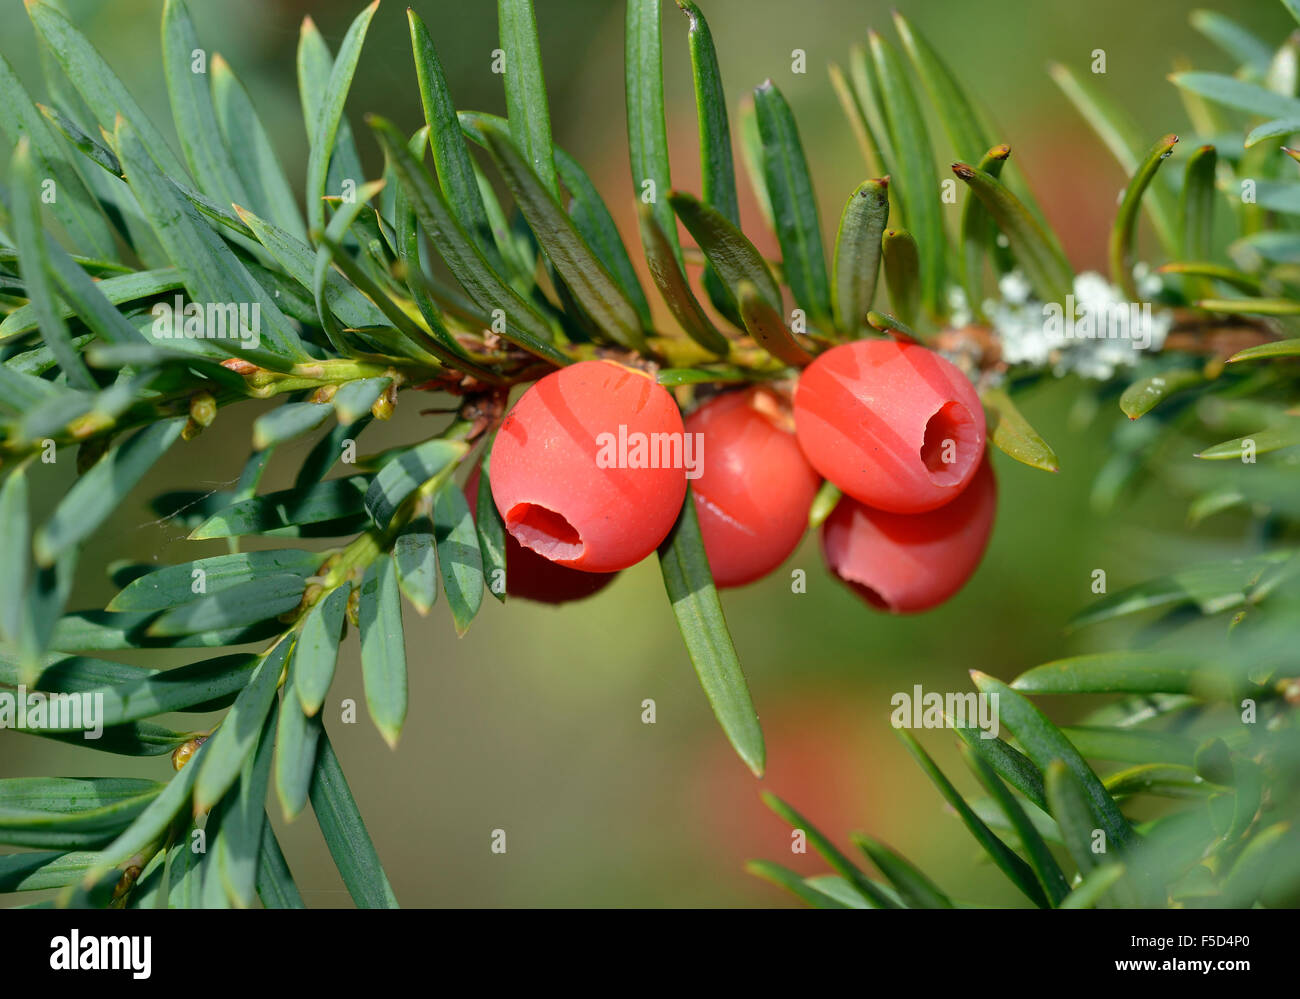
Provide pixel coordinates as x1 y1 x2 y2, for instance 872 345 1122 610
475 338 996 613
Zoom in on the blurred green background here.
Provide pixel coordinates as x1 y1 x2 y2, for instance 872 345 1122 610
0 0 1292 907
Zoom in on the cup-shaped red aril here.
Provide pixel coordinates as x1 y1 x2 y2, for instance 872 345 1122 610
466 467 617 604
685 388 820 588
794 338 986 514
490 360 688 573
821 453 996 613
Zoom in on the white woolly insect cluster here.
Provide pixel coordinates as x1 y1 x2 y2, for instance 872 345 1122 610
987 269 1171 380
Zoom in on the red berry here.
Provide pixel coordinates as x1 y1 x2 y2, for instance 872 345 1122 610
490 360 688 573
685 388 820 588
821 453 996 613
465 467 617 604
794 338 986 513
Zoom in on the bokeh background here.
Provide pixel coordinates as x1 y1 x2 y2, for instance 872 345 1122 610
0 0 1292 907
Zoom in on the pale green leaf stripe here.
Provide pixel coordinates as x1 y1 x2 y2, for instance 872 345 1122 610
972 672 1136 850
832 179 889 335
0 469 30 645
162 0 248 209
195 638 291 813
85 740 211 879
296 585 348 717
256 823 305 909
234 205 385 329
395 516 440 614
556 147 653 329
0 53 116 260
0 269 182 339
310 730 399 908
637 203 729 356
276 661 322 821
434 480 484 636
627 0 678 260
754 80 832 321
34 418 186 566
364 438 468 530
481 124 646 351
408 9 499 263
305 1 379 238
370 115 569 367
26 1 189 179
216 711 276 907
10 140 95 390
658 489 764 776
499 0 557 197
115 117 307 370
212 55 306 241
359 556 408 748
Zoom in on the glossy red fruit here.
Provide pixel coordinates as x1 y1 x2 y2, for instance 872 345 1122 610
685 388 820 588
821 453 996 614
490 360 688 573
793 338 986 514
465 468 617 604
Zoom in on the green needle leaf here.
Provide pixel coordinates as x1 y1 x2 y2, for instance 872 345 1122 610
217 712 276 907
981 386 1059 472
881 227 921 329
358 556 408 749
638 204 729 356
1110 134 1179 301
961 144 1011 321
832 178 889 336
737 280 813 367
1119 368 1205 420
35 418 186 567
761 792 897 907
195 639 290 814
953 159 1073 307
394 516 440 614
191 476 371 540
658 489 764 777
480 122 647 352
669 190 782 310
499 0 557 197
971 672 1136 851
276 658 322 822
295 585 349 717
853 833 952 908
363 438 468 531
305 0 378 238
754 80 832 321
627 0 678 262
474 446 508 605
309 729 399 908
433 479 485 637
745 860 853 908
